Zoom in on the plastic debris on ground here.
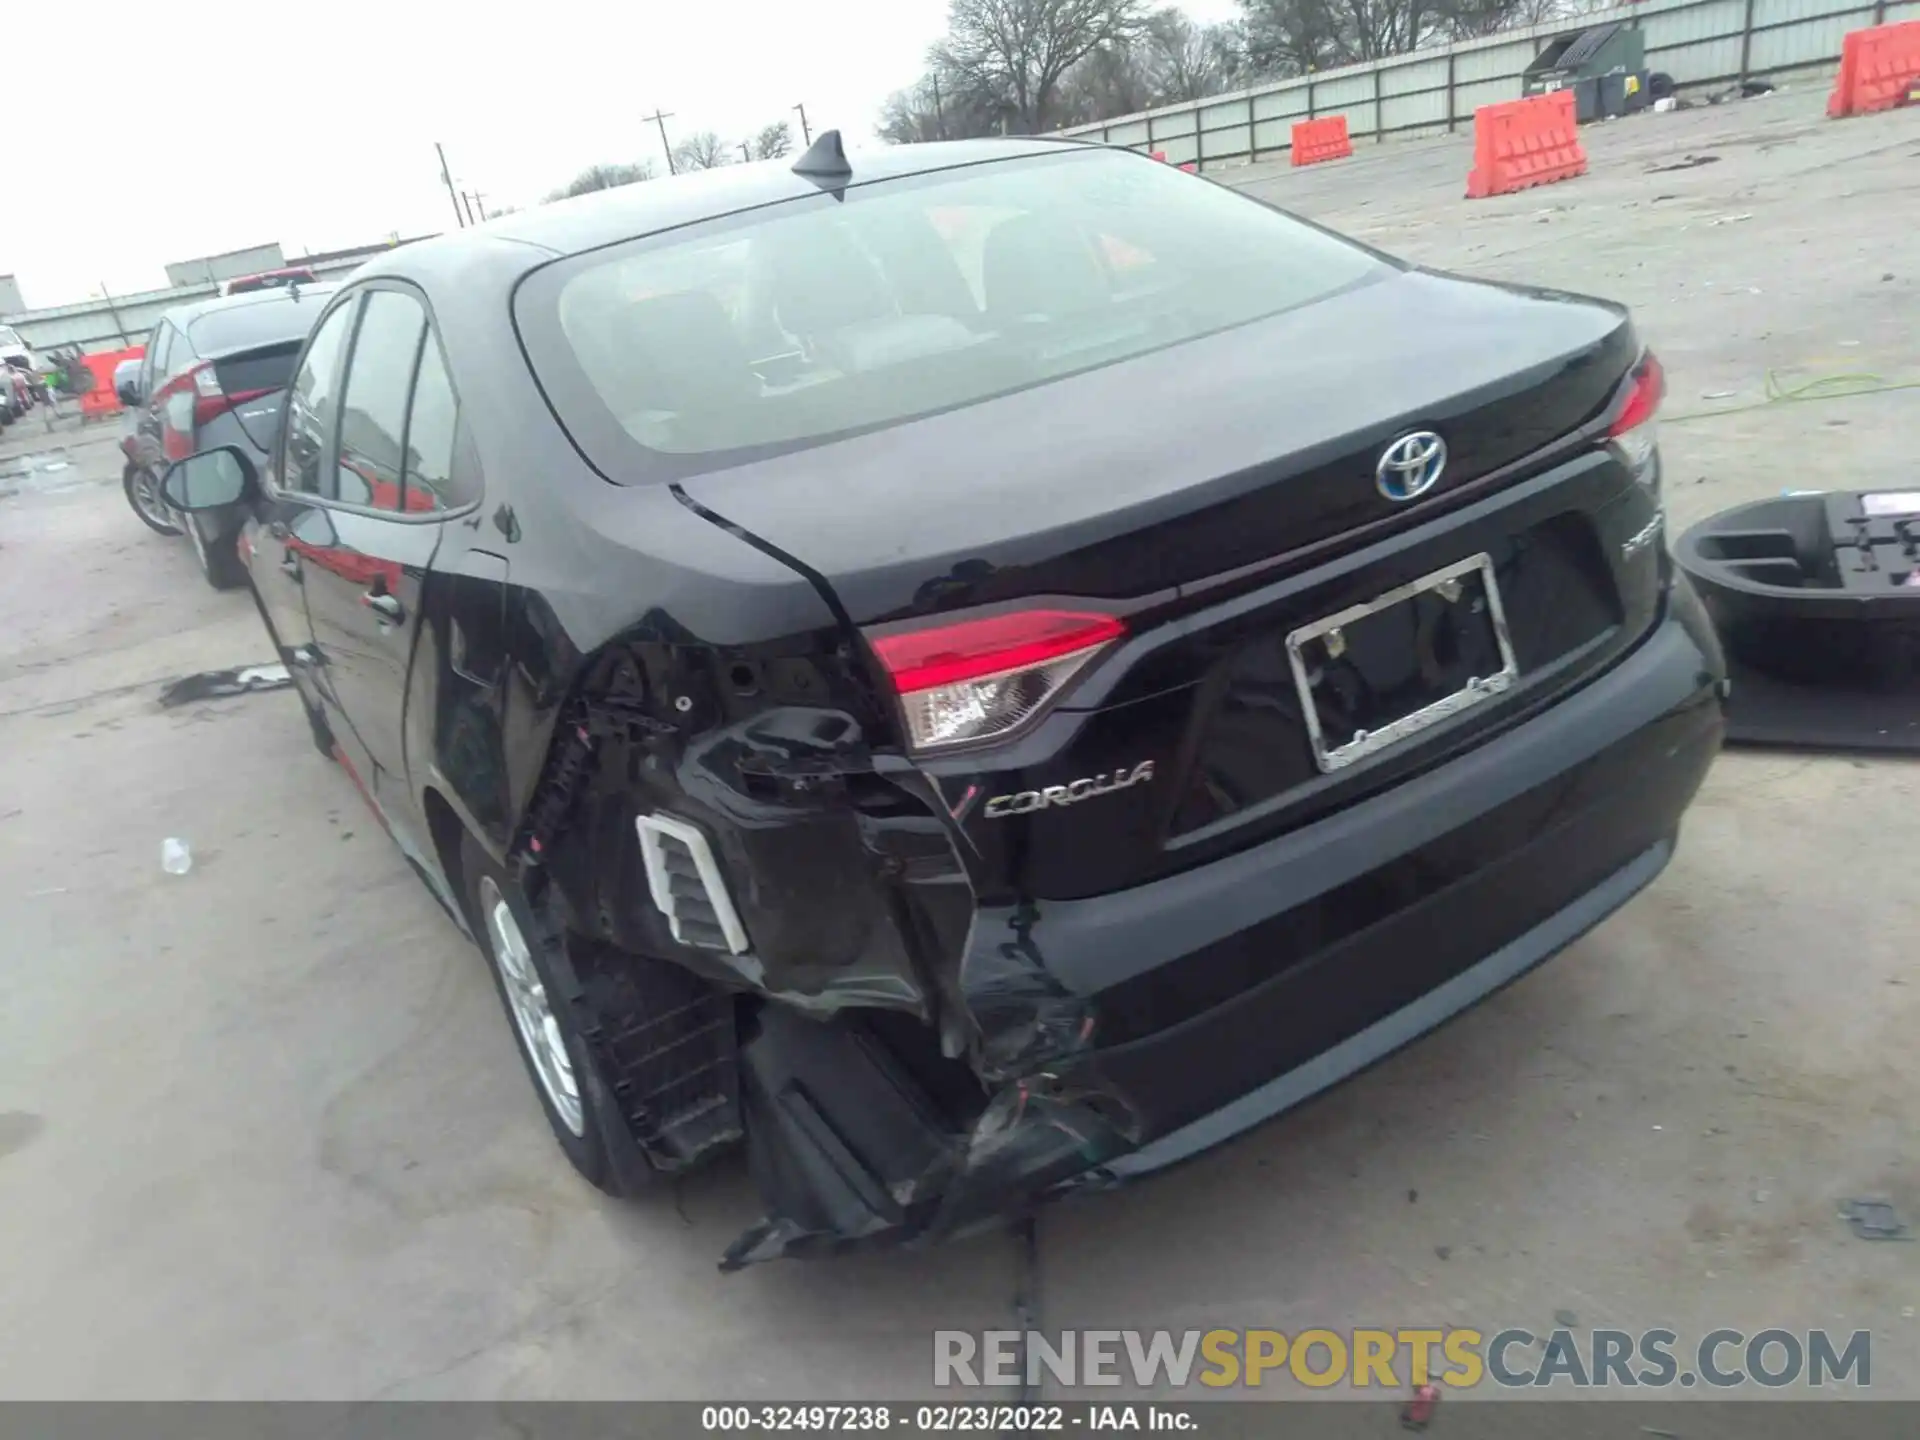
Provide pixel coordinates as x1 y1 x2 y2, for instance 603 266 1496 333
1841 1199 1909 1240
161 838 193 876
157 662 293 708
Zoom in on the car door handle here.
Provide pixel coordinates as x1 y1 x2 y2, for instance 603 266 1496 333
279 554 301 581
361 591 404 624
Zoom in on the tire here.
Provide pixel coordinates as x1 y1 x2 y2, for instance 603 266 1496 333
123 466 183 536
187 514 248 590
459 833 656 1197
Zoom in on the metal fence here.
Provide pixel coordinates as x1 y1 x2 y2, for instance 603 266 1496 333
1060 0 1919 166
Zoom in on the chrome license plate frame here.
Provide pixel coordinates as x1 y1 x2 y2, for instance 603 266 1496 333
1286 552 1520 774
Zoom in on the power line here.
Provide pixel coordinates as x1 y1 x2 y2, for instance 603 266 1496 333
644 109 677 174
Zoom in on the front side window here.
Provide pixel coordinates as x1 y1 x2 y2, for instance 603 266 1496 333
282 299 359 496
333 290 426 510
517 147 1386 481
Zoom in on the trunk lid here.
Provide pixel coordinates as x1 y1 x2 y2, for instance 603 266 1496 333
676 268 1638 628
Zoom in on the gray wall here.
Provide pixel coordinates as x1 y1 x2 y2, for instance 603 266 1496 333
163 243 288 290
5 247 413 355
1061 0 1920 166
0 275 23 318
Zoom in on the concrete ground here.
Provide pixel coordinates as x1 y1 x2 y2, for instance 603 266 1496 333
2 89 1918 1404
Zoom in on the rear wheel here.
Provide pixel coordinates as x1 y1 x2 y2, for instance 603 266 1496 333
459 833 658 1196
123 467 182 536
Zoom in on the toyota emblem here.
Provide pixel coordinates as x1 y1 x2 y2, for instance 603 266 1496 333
1376 431 1448 502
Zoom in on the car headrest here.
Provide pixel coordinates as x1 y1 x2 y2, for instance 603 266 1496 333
600 290 757 412
981 213 1109 325
761 222 896 341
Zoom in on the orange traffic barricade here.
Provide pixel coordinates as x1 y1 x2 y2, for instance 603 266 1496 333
1465 90 1587 200
1291 115 1354 166
76 346 144 421
1827 19 1920 118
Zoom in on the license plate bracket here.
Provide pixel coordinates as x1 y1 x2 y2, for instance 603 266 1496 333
1286 552 1519 774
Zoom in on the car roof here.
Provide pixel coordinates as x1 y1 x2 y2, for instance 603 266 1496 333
165 282 340 326
350 136 1104 284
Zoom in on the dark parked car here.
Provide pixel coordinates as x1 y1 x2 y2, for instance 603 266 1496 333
160 132 1725 1269
121 283 337 582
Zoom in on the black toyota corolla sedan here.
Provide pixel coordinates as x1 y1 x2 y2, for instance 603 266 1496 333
161 131 1724 1268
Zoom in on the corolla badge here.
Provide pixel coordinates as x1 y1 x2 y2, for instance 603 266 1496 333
982 761 1155 819
1376 431 1448 502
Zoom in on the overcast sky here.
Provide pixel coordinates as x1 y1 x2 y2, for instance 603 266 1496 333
3 0 1238 310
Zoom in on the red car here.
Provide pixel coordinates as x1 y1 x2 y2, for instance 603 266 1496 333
220 267 319 297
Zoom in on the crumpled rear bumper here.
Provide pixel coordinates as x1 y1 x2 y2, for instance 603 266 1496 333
723 589 1725 1268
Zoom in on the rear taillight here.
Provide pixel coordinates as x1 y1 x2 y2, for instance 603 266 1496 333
869 609 1126 752
162 361 274 431
1609 350 1664 483
190 363 226 426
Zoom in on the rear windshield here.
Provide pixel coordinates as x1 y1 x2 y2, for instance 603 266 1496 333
515 148 1386 482
187 291 332 355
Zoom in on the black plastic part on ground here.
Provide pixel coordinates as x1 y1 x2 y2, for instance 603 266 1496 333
1673 492 1920 754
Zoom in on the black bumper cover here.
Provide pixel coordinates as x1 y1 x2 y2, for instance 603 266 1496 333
723 586 1726 1268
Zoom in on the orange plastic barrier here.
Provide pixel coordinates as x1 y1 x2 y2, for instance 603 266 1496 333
1148 149 1199 173
1150 149 1167 162
1827 19 1920 118
1465 90 1587 200
1290 115 1353 166
77 345 144 420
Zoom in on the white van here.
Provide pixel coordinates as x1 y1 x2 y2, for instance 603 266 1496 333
0 324 43 375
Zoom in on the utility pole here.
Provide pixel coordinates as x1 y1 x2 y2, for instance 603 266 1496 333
794 102 811 146
434 142 467 228
458 191 476 226
931 76 945 141
644 109 677 174
472 192 488 222
98 282 130 345
740 140 753 163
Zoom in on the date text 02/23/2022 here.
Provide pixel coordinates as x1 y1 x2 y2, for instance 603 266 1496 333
701 1405 1196 1432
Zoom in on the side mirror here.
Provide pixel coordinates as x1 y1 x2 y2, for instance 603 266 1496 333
160 447 257 512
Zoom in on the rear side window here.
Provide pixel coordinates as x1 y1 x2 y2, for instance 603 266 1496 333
143 325 171 390
158 323 198 384
333 290 426 510
401 337 465 513
282 300 358 496
516 147 1385 482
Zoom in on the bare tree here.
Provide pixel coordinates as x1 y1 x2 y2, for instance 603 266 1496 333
1240 0 1349 75
943 0 1146 132
546 160 655 202
748 120 794 159
879 58 1013 141
1057 42 1157 123
672 130 733 171
1142 9 1237 101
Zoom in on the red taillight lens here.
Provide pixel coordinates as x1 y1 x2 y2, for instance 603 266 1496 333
1609 350 1664 482
189 362 226 427
1610 351 1664 436
869 609 1126 751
